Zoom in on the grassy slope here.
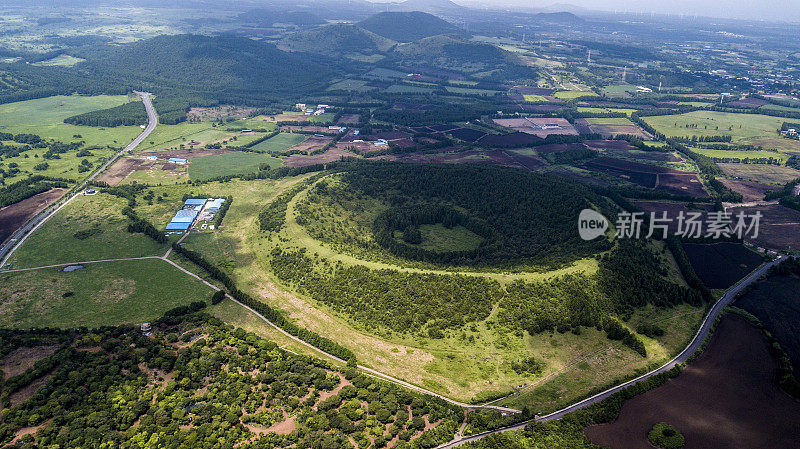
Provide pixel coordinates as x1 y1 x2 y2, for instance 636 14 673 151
250 133 307 153
0 258 212 328
0 95 141 147
6 193 167 268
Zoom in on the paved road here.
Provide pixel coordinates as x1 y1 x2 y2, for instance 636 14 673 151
437 255 785 448
0 92 157 268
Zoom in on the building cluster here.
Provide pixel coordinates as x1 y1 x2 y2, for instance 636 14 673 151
165 197 225 232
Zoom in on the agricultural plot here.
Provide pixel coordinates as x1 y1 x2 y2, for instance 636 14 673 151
681 242 763 289
719 163 800 185
0 95 141 147
554 90 598 100
249 132 308 153
0 188 66 244
727 204 800 250
188 152 282 180
284 148 358 167
632 201 714 233
581 157 707 197
735 271 800 371
718 179 778 201
5 193 167 269
494 117 578 137
581 117 652 139
522 94 548 102
586 314 800 449
327 78 376 92
384 84 436 94
0 259 213 328
643 111 799 151
691 147 788 163
135 122 231 152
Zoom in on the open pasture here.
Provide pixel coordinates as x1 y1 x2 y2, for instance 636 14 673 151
0 95 141 147
188 151 282 180
0 259 212 328
6 193 168 269
643 111 795 151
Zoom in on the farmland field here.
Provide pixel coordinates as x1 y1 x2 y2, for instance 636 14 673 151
585 314 800 449
691 147 788 163
188 151 282 180
0 94 141 147
554 90 598 99
681 242 763 289
643 111 799 151
135 122 230 152
0 188 66 244
719 163 800 184
249 132 308 153
718 179 778 201
0 258 212 328
728 204 800 250
735 271 800 371
6 193 168 269
523 94 548 102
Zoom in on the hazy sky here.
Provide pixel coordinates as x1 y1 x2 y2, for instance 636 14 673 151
456 0 800 23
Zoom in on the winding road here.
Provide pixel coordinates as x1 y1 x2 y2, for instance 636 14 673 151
436 255 785 448
0 91 790 446
0 92 157 268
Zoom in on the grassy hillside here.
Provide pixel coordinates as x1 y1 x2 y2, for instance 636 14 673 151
358 11 461 42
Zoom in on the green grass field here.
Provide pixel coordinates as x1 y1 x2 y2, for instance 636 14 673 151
401 224 485 253
0 259 213 328
136 122 230 152
32 55 85 67
446 86 502 96
188 152 283 180
249 132 307 153
0 144 118 183
643 111 798 151
585 117 635 125
0 95 141 147
719 163 800 184
327 79 376 92
6 193 168 269
691 147 788 163
554 90 599 100
384 84 436 94
523 94 548 102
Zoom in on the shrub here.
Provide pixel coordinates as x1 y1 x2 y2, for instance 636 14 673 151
648 422 685 449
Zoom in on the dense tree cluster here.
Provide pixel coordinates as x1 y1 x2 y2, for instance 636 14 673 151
269 248 501 333
0 175 68 208
299 162 614 270
64 100 147 127
0 315 461 448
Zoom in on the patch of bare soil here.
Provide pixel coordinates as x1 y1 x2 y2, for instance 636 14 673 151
9 372 55 407
585 314 800 449
0 189 66 244
1 345 59 379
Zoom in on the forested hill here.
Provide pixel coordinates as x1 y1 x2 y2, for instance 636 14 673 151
75 34 334 103
357 11 462 42
279 24 396 55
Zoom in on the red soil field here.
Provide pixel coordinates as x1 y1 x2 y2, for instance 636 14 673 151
728 204 800 250
0 188 66 244
657 173 708 197
585 314 800 449
719 179 778 202
283 148 357 167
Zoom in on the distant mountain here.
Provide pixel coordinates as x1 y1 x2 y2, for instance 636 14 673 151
358 11 461 42
394 0 466 13
279 23 396 55
80 35 332 99
534 11 584 23
237 9 327 27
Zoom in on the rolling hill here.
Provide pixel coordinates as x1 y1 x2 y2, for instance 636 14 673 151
78 34 333 101
358 11 461 42
279 23 396 55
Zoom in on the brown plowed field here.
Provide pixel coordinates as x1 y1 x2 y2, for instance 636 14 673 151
719 179 778 202
585 314 800 449
0 188 66 244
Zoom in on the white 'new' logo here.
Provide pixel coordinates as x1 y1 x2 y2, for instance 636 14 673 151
578 209 608 241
